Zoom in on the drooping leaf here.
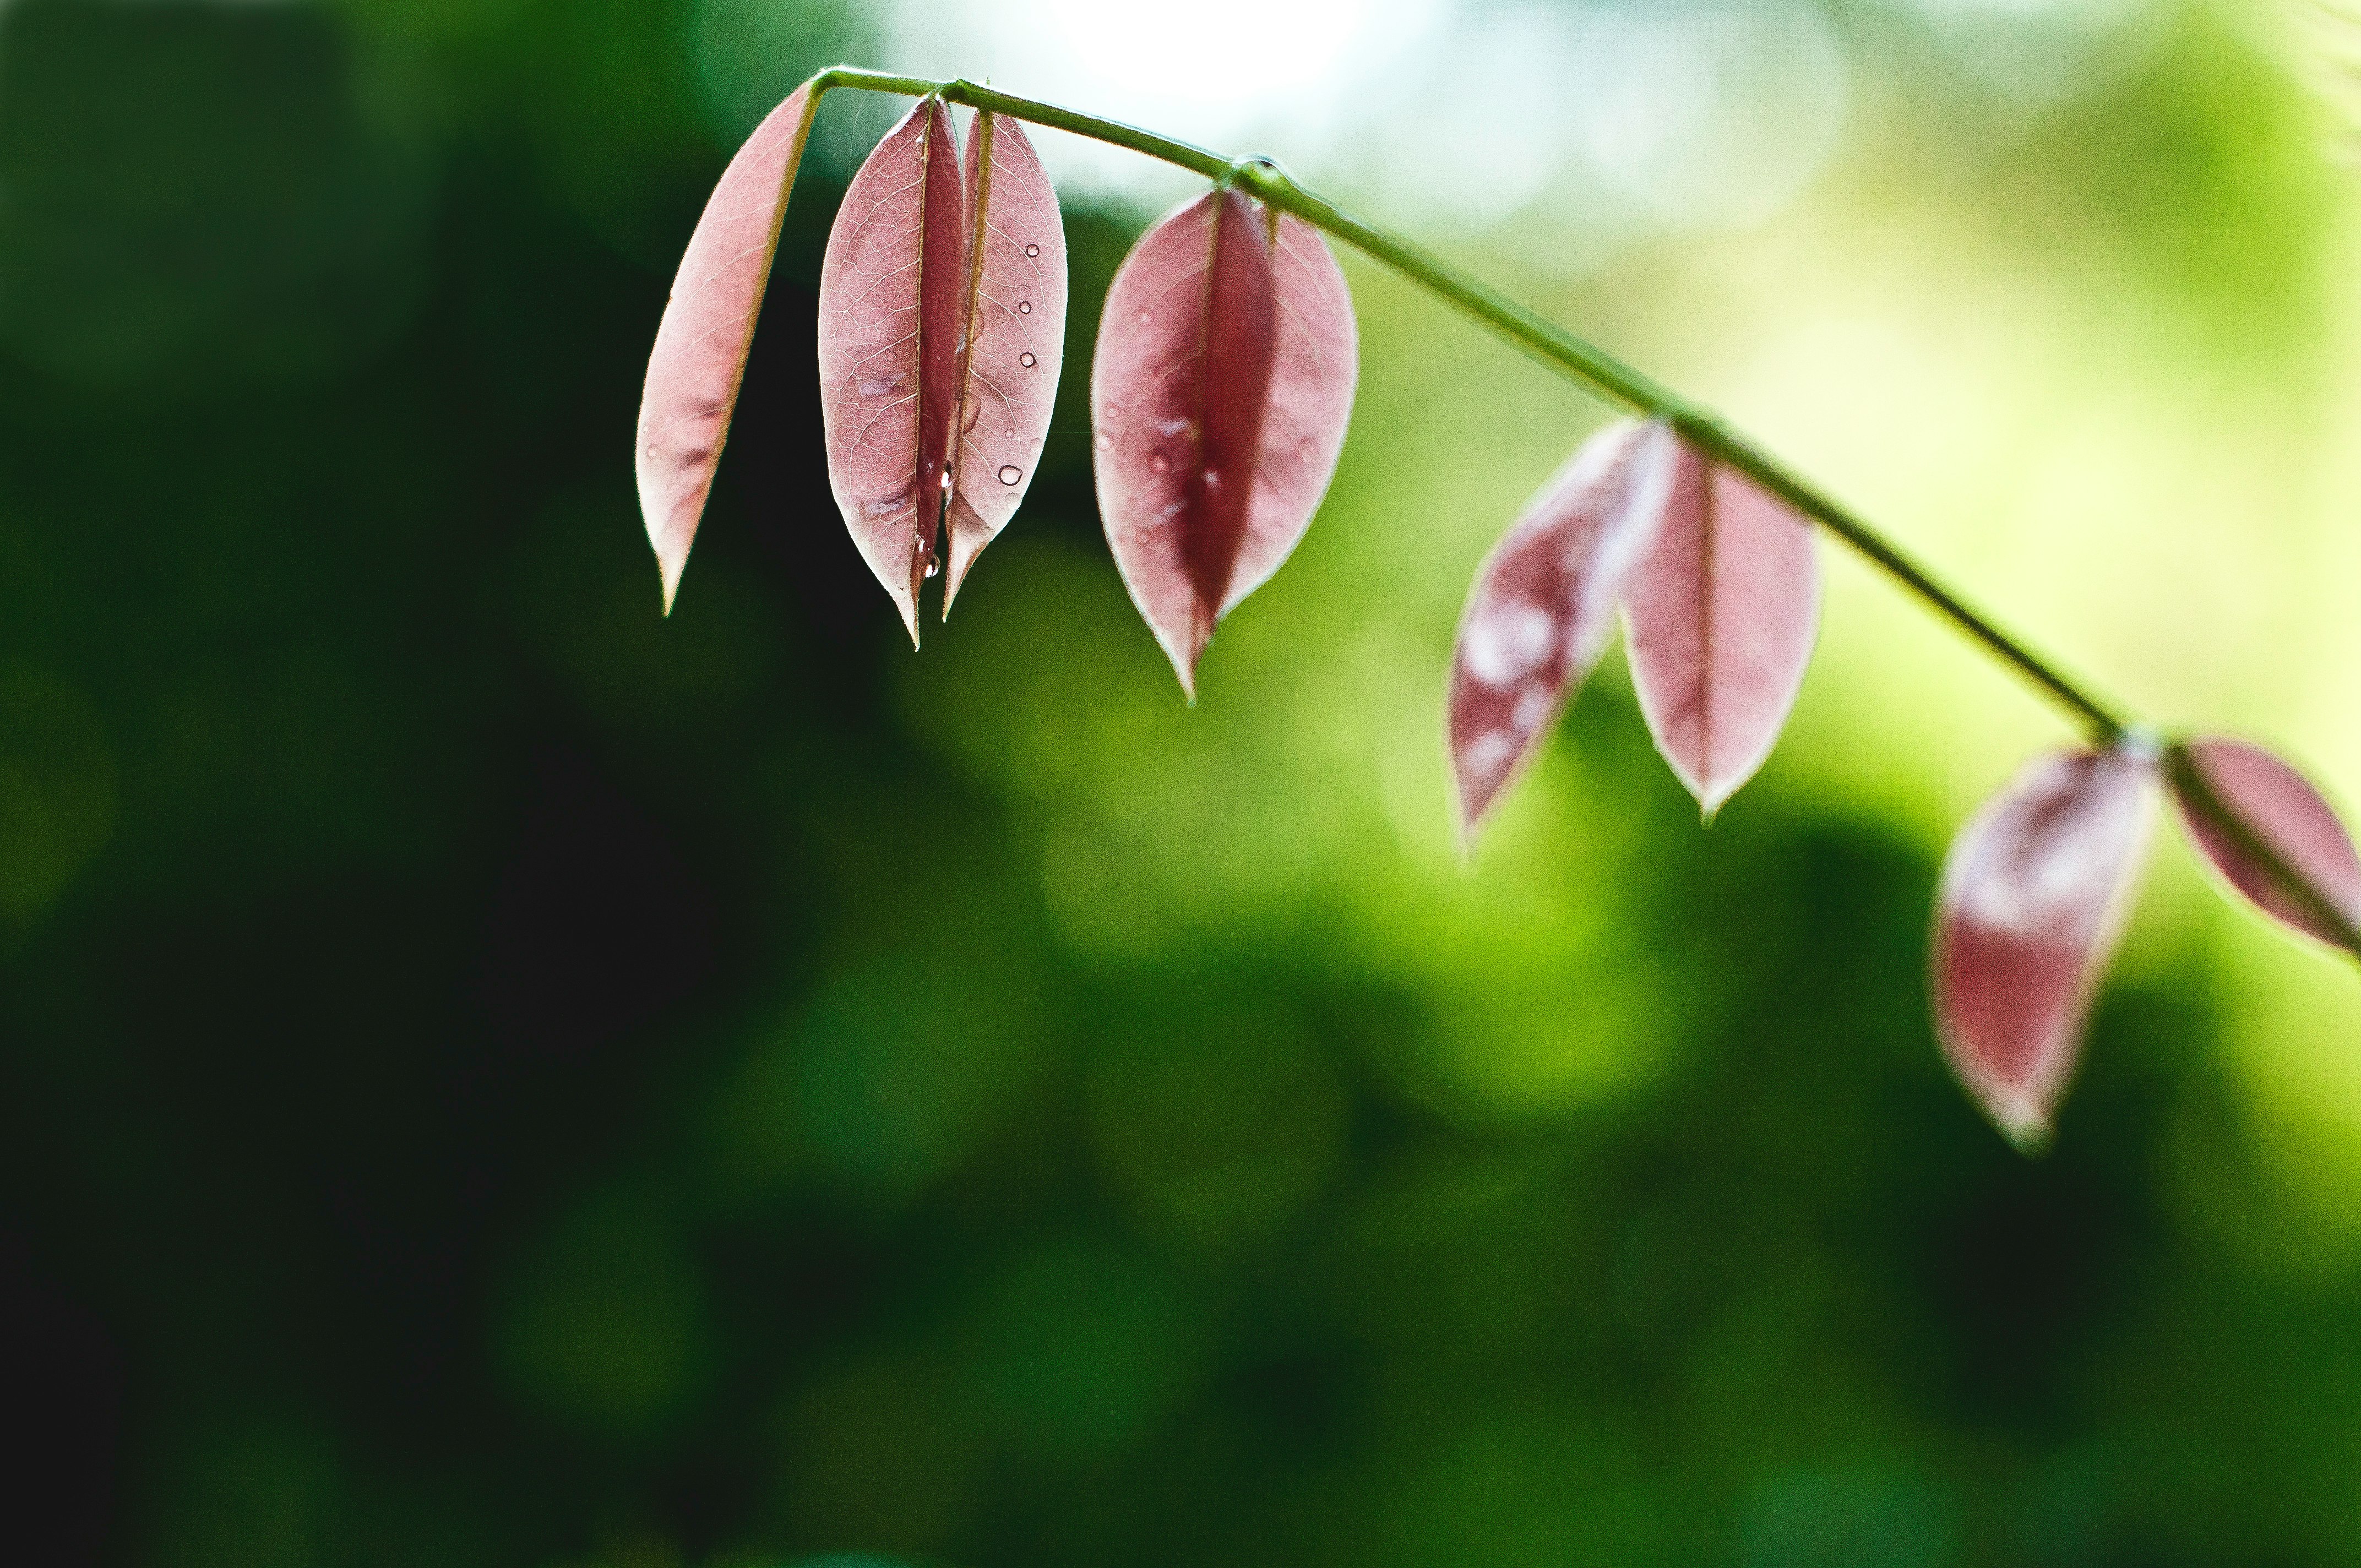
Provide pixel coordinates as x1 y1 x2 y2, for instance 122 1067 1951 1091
817 98 969 645
1448 419 1679 840
942 111 1066 614
1092 189 1358 697
635 79 822 614
1621 444 1821 817
1932 747 2153 1150
2169 737 2361 952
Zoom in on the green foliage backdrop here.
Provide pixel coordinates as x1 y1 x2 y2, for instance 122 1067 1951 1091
4 1 2361 1564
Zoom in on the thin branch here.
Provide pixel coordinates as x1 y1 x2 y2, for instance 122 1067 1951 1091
817 67 2126 740
796 67 2357 971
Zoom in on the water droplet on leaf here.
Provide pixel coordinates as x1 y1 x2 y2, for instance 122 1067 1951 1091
1025 243 1040 258
1019 352 1037 368
1018 301 1032 314
998 465 1022 484
1149 453 1171 475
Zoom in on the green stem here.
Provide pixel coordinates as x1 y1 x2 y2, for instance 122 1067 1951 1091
816 66 2128 742
804 67 2361 974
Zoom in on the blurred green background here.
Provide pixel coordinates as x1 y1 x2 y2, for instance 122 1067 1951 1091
7 0 2361 1562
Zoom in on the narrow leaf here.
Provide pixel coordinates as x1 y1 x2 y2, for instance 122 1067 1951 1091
1092 190 1358 697
817 99 967 645
635 79 822 614
2169 737 2361 952
942 111 1067 614
1622 445 1821 816
1933 747 2153 1150
1448 420 1679 840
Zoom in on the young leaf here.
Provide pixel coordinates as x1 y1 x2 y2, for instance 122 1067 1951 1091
1092 189 1358 697
817 98 969 645
943 111 1067 614
635 79 822 613
1448 419 1679 840
1621 445 1821 817
1932 747 2153 1150
2168 737 2361 952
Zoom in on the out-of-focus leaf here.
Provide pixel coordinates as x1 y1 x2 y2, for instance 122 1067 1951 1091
1092 189 1357 697
1932 747 2153 1150
942 111 1066 614
818 97 968 645
2169 737 2361 952
635 79 821 614
1621 445 1820 818
1448 420 1678 840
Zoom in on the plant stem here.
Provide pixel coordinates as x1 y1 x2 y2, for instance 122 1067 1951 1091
816 66 2129 743
796 68 2361 974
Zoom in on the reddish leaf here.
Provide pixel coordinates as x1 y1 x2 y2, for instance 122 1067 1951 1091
1622 445 1821 817
1933 747 2153 1148
1448 420 1680 839
818 99 970 645
635 79 822 613
943 111 1067 614
1092 189 1358 696
2170 737 2361 952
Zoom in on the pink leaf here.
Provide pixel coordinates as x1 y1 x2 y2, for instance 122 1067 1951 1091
817 99 970 646
1933 747 2154 1149
1448 419 1680 840
1622 445 1821 817
634 79 822 614
942 111 1067 615
1092 190 1358 697
2169 737 2361 952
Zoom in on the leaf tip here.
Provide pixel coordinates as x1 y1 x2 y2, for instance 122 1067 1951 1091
1454 812 1486 867
1163 632 1204 705
940 521 989 623
657 552 685 617
1941 1030 2061 1155
1998 1104 2055 1158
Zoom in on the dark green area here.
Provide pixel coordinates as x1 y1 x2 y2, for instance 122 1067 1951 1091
2 2 2354 1565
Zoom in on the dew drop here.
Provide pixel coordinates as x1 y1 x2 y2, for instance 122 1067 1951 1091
998 465 1022 485
1019 352 1037 368
1025 243 1040 258
924 557 941 578
1149 453 1171 475
1018 300 1032 314
939 470 953 491
1095 433 1113 451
